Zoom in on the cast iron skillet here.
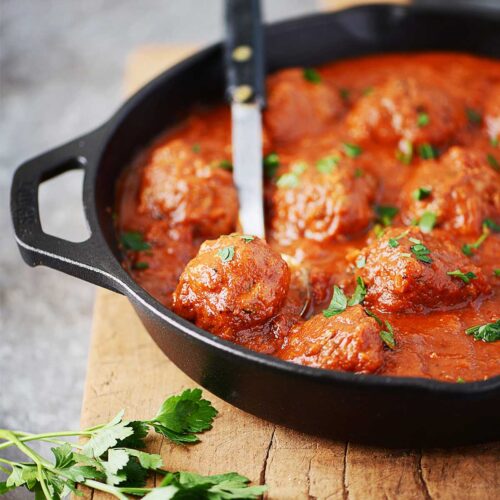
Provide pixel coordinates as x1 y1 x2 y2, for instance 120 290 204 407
10 4 500 447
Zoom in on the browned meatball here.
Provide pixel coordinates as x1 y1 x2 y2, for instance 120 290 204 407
358 227 491 314
401 147 500 235
139 139 238 238
280 305 384 373
268 152 377 243
172 235 290 340
347 73 465 145
264 68 343 143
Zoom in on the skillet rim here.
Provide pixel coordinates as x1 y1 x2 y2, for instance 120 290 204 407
84 3 500 396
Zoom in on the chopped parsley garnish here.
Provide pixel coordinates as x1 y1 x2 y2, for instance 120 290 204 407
388 238 399 248
373 224 385 239
121 231 151 251
412 186 432 201
465 107 482 124
263 152 280 178
323 286 348 318
347 277 366 306
339 88 350 101
240 235 255 242
133 261 149 270
408 236 422 244
483 218 500 232
411 243 432 264
219 159 233 171
418 211 437 233
456 377 465 384
418 143 437 160
316 155 340 174
417 112 430 127
276 162 307 188
217 246 235 262
465 319 500 342
342 142 363 158
447 269 477 284
365 308 383 326
380 321 396 350
354 167 364 178
192 143 201 153
356 254 366 269
487 153 499 171
462 225 490 256
491 136 499 147
374 205 399 227
494 269 500 277
323 278 367 317
396 139 413 165
303 67 321 83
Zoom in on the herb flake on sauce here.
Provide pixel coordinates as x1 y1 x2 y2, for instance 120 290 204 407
217 246 235 263
447 269 477 284
466 320 500 342
121 231 151 252
303 67 321 84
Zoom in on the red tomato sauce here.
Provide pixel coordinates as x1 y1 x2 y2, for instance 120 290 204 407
117 53 500 382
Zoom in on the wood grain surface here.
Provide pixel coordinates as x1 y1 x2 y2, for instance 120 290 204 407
78 44 499 500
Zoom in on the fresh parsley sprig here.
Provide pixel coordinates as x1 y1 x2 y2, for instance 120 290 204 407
0 389 266 499
465 320 500 343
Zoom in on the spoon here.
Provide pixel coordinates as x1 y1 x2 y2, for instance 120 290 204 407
224 0 311 317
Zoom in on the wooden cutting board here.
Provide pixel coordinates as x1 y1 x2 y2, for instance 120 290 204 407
79 45 499 500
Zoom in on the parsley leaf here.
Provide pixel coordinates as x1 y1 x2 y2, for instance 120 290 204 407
263 153 280 178
303 67 321 83
447 269 477 284
323 286 348 318
342 142 363 158
364 308 383 326
412 187 432 201
462 224 490 256
219 159 233 171
51 443 75 469
147 388 218 445
417 112 430 127
348 277 366 306
146 471 267 499
121 231 151 251
354 167 364 178
494 269 500 277
418 211 437 233
316 155 339 174
418 143 437 160
277 162 307 188
465 107 482 124
411 243 432 264
465 320 500 342
217 246 235 263
483 218 500 232
396 139 413 165
375 205 399 227
487 153 499 171
240 235 255 243
339 88 350 101
380 321 396 350
356 255 366 269
192 143 201 153
133 261 149 270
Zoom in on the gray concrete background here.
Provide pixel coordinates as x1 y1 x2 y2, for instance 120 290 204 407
0 0 318 496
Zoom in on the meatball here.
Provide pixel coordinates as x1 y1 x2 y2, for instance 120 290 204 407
401 147 500 235
139 139 238 238
268 152 377 243
358 227 490 313
347 74 465 145
172 235 290 339
264 68 343 143
280 305 384 373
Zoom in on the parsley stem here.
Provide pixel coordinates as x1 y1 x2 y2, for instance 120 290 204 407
0 464 11 474
0 430 88 451
84 479 129 500
0 430 52 500
0 456 19 467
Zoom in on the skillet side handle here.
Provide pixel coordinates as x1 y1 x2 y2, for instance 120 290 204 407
10 129 123 294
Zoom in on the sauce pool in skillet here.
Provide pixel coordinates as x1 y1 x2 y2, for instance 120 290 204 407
116 52 500 383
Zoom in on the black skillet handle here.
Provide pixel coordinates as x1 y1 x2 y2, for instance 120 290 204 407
224 0 265 105
10 127 123 294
